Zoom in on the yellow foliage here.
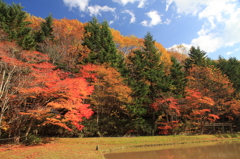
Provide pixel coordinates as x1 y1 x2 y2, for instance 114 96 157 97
26 14 44 30
155 42 172 73
88 64 132 115
0 119 9 131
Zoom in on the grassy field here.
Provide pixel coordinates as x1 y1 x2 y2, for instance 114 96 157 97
0 134 239 159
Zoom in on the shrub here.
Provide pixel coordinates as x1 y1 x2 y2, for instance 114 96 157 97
23 134 42 146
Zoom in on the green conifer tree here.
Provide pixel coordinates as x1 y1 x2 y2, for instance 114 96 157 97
82 17 123 69
35 14 54 43
169 56 187 98
217 56 240 94
127 32 170 135
185 46 207 71
82 17 101 64
0 1 36 50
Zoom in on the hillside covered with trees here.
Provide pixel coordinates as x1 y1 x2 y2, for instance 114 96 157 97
1 1 240 144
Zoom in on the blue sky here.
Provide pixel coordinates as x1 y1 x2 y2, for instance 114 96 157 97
5 0 240 60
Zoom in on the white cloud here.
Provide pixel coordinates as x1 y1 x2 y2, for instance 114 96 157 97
122 10 136 23
88 5 115 16
227 51 233 55
80 14 85 18
166 0 206 16
138 0 147 8
141 10 162 27
167 43 192 55
167 0 240 53
109 21 114 25
226 48 240 55
165 2 171 11
191 34 224 52
112 0 147 8
176 15 181 18
141 20 148 26
113 14 119 20
63 0 115 17
63 0 90 12
141 10 171 27
235 48 240 52
164 19 171 25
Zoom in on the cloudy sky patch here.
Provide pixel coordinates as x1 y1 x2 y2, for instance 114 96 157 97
6 0 240 60
88 5 116 16
167 0 240 55
63 0 90 12
141 10 162 27
113 0 147 8
122 10 136 23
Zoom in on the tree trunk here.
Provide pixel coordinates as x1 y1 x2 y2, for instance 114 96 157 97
152 111 155 136
0 113 3 137
13 131 21 145
25 118 35 137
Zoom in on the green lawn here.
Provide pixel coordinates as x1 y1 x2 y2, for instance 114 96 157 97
0 135 239 159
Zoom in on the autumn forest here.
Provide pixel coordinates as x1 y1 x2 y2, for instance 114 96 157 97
1 1 240 144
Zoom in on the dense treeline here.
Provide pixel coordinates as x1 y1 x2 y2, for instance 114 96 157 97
1 1 240 144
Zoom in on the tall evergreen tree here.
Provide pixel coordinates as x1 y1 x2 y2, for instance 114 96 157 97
0 1 36 50
82 17 123 69
169 56 187 98
127 32 170 135
142 32 170 99
217 56 240 94
185 46 207 71
82 17 101 63
35 14 54 43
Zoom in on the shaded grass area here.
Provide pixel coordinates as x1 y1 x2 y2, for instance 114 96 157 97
0 135 239 159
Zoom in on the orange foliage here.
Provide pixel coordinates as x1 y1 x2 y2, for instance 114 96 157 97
53 18 85 42
207 114 220 121
0 41 94 131
225 99 240 117
111 28 143 54
52 18 90 68
187 65 234 98
152 97 181 134
187 65 234 122
27 16 90 69
168 51 188 64
82 64 132 115
157 121 179 135
184 89 215 108
152 97 180 116
24 65 94 130
181 89 219 123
